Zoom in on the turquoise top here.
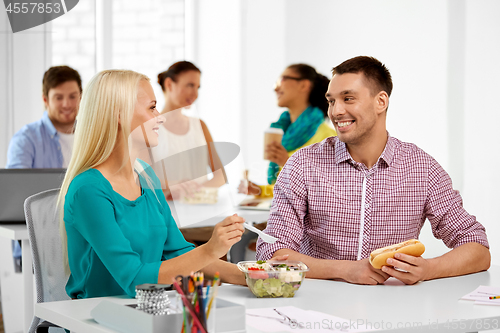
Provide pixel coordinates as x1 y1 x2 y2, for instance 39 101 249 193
64 160 195 299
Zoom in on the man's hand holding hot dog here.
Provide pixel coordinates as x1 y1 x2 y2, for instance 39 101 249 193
380 253 430 285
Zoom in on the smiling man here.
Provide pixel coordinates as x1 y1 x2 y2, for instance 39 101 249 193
6 65 82 270
256 56 490 285
6 65 82 169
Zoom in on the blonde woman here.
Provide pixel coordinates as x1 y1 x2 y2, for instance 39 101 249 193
58 70 245 299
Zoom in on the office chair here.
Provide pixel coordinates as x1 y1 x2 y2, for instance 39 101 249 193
24 188 69 333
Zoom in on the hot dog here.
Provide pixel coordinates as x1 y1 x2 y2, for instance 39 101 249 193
369 239 425 269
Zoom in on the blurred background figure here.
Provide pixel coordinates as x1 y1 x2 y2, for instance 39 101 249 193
5 65 82 271
240 63 335 197
142 61 228 246
148 61 227 201
6 65 82 169
232 63 336 263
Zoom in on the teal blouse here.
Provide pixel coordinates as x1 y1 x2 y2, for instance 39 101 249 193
64 160 195 299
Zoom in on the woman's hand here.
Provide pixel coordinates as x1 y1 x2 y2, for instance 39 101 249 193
238 180 261 196
266 142 289 167
205 214 245 259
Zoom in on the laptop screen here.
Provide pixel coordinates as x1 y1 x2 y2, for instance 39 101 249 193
0 169 66 222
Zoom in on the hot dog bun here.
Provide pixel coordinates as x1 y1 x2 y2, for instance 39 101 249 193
369 239 425 269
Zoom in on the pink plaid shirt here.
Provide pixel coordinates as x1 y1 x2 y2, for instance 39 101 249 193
256 136 489 261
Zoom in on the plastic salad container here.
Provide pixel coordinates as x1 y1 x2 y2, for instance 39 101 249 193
237 260 309 298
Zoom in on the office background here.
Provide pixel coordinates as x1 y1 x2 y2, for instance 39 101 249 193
0 0 499 263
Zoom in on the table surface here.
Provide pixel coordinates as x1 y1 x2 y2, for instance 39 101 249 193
0 223 29 240
168 188 270 228
35 265 500 333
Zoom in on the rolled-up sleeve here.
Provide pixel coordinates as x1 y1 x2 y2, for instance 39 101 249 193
425 159 489 249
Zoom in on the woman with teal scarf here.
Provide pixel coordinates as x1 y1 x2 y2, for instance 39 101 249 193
231 64 336 263
240 63 337 196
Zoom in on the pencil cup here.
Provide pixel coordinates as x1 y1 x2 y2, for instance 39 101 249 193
176 288 216 333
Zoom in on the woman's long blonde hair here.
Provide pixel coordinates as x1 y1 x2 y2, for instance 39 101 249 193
58 69 149 274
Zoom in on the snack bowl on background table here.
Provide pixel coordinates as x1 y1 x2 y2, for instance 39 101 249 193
182 187 218 204
237 260 309 298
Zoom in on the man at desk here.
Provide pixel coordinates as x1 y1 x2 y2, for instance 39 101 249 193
256 56 490 285
6 65 82 168
5 65 82 269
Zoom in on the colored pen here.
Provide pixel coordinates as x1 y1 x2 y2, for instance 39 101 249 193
204 280 211 313
206 272 219 319
489 295 500 299
172 280 207 333
196 273 207 330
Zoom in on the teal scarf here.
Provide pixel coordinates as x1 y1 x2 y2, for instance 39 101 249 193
267 106 324 184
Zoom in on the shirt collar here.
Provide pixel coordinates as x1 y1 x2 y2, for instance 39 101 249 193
332 132 396 167
41 111 58 137
333 138 352 164
378 134 396 167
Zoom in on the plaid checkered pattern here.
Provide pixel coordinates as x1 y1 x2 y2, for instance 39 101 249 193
256 136 489 261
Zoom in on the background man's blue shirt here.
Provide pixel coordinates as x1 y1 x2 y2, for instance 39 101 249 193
6 111 64 260
6 111 64 168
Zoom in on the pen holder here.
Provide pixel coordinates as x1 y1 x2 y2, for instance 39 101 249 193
176 287 216 333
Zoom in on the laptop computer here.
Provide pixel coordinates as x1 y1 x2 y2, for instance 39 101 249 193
0 168 66 223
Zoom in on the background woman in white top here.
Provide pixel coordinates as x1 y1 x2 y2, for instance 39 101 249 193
151 61 226 200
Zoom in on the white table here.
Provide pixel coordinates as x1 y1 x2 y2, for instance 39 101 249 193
35 266 500 333
0 223 33 333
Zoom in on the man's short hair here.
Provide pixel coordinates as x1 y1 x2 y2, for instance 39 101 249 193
332 56 393 97
42 65 82 98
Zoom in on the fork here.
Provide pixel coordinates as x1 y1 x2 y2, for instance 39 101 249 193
273 308 305 329
243 222 278 244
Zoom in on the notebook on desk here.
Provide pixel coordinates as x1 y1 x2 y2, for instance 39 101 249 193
0 168 66 223
237 197 272 211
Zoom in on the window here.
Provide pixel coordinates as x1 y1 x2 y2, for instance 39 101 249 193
52 0 186 103
51 0 96 86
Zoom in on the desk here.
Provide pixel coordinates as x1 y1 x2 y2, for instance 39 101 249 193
0 223 33 333
35 266 500 333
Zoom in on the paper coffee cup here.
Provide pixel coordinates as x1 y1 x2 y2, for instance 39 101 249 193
264 128 284 160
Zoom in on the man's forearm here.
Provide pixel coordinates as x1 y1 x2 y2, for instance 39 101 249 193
274 248 348 280
425 242 490 281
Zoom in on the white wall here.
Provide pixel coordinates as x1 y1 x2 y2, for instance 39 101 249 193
0 11 50 333
0 8 10 169
239 0 287 184
191 0 245 187
0 9 50 168
462 0 500 266
195 0 500 265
